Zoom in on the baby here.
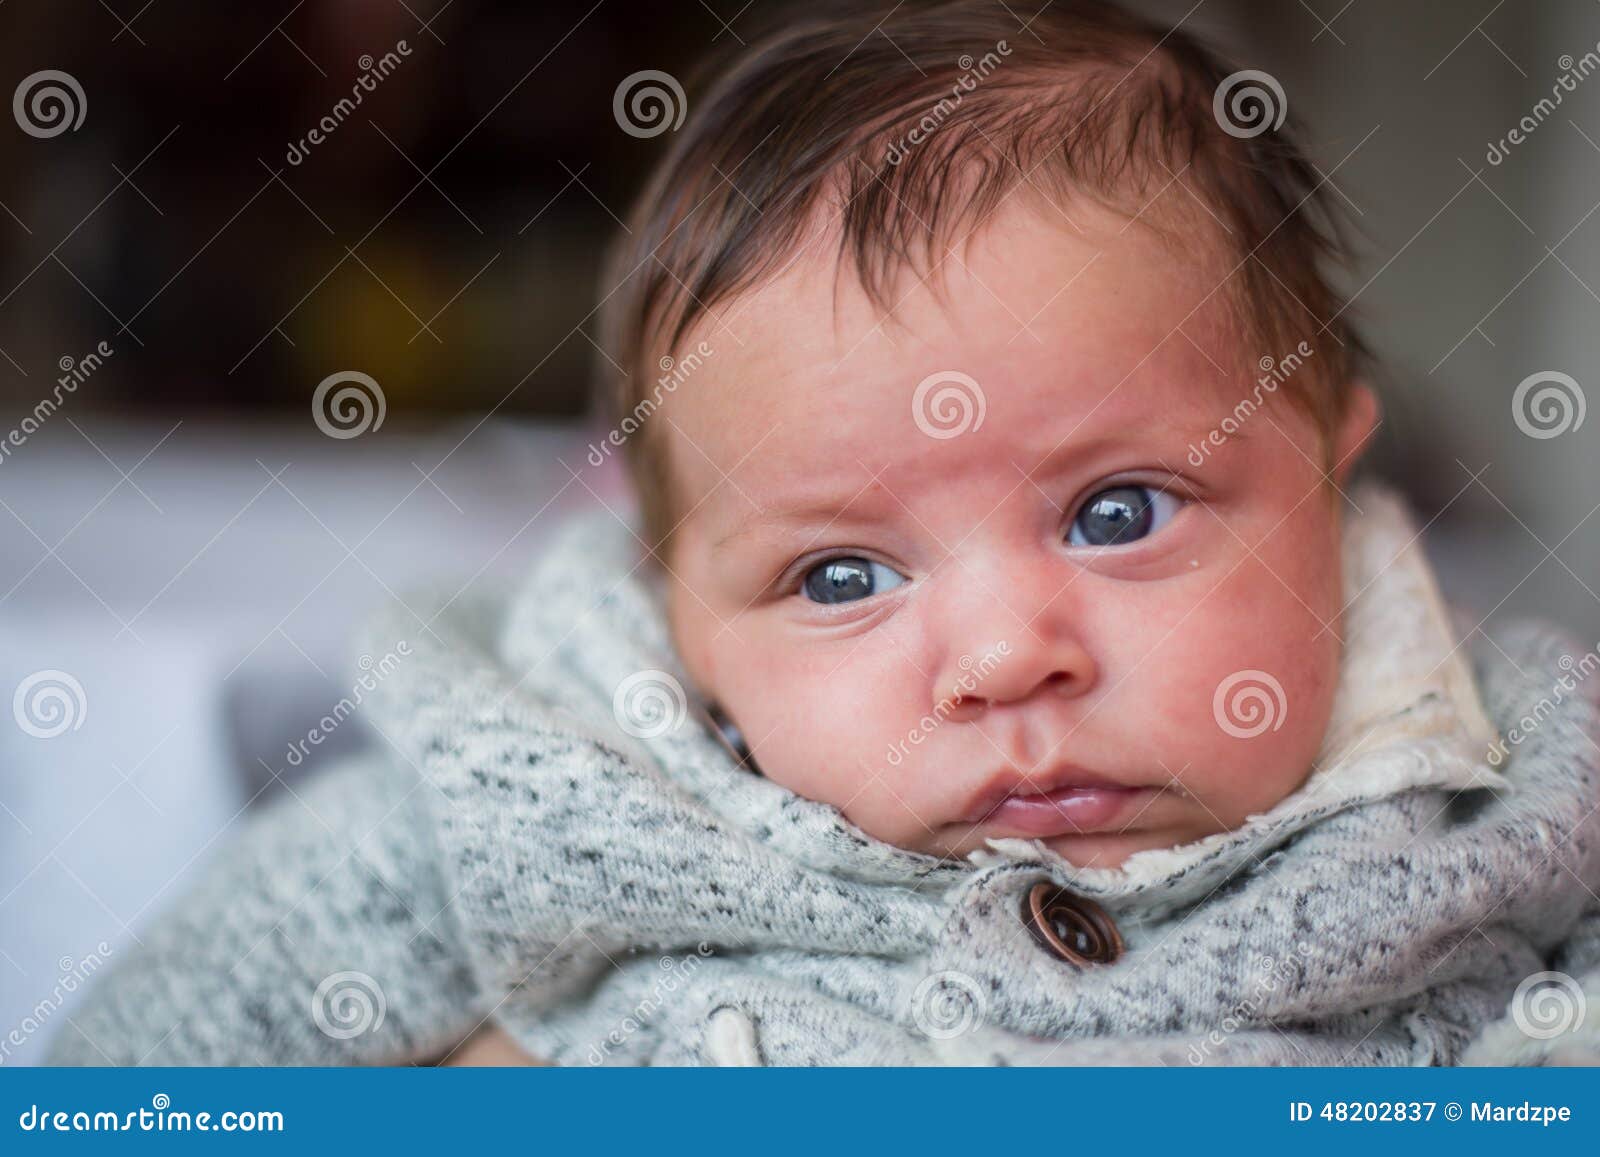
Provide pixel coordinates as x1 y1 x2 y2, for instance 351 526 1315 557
591 0 1412 878
52 0 1600 1067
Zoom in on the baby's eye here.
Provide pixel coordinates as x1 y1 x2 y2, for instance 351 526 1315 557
800 557 907 604
1066 484 1180 547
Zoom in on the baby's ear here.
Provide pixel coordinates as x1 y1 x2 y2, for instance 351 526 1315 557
1331 380 1381 483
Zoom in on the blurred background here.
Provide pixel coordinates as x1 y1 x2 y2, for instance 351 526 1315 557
1 0 1597 1062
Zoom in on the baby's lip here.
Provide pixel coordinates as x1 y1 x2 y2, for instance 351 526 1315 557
958 764 1142 825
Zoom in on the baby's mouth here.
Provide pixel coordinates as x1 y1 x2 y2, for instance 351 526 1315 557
959 765 1156 837
973 783 1152 838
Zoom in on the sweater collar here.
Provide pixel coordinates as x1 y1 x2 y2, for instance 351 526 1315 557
500 477 1503 910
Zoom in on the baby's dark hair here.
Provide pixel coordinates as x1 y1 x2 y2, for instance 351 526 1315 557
596 0 1368 551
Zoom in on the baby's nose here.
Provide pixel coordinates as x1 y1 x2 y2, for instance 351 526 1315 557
936 630 1097 713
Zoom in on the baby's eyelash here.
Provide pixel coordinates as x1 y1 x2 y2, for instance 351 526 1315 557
1061 472 1195 513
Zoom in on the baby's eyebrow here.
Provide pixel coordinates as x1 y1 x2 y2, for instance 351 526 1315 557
1009 419 1236 487
712 497 864 551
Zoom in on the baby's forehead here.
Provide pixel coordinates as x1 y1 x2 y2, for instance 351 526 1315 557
672 197 1248 443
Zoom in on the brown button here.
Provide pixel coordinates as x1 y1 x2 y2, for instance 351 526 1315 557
1021 882 1123 966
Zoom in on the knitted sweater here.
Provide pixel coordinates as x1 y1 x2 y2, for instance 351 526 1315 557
49 480 1600 1066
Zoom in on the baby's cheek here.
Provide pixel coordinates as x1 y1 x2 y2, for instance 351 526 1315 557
796 644 919 747
734 639 917 804
1123 574 1339 810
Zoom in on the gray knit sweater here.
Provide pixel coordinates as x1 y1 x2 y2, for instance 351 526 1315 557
49 481 1600 1066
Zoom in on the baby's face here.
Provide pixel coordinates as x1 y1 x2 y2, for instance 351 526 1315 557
661 198 1365 869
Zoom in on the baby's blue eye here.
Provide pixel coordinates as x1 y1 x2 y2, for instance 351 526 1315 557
801 557 907 604
1067 485 1178 547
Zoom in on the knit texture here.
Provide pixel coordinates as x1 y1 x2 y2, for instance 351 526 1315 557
49 480 1600 1066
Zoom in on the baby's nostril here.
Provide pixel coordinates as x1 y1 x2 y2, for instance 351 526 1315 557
948 691 985 715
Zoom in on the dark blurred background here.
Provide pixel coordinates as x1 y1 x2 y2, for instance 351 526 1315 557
0 0 755 417
3 0 1599 1063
